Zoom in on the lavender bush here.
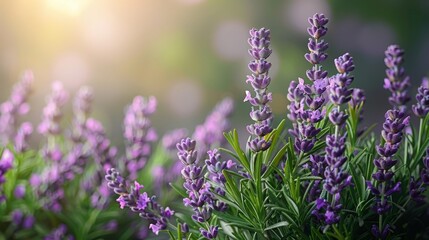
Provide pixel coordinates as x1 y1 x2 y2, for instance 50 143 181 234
0 12 429 240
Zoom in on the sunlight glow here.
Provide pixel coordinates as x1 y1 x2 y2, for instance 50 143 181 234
46 0 90 16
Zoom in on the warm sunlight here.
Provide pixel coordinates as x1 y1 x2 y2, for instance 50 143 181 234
45 0 90 16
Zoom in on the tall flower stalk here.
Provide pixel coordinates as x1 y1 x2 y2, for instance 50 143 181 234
105 168 174 235
383 45 410 112
312 53 354 224
288 13 329 154
123 96 157 180
0 71 33 145
193 97 234 155
176 138 218 239
367 110 409 239
244 28 273 152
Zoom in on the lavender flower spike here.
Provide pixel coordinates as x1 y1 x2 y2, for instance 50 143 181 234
383 45 411 111
0 71 33 145
244 28 273 152
38 81 69 138
70 86 93 143
288 13 329 154
412 77 429 118
14 122 33 153
367 109 409 239
123 96 157 180
193 97 234 155
312 53 354 224
105 168 174 235
0 149 13 202
177 138 218 239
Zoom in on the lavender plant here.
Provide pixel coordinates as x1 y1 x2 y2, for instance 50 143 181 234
1 11 429 240
103 13 429 240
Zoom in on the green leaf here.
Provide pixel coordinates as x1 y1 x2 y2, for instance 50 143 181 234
264 221 289 231
177 223 182 240
264 119 286 164
169 182 187 198
263 142 288 178
224 130 250 172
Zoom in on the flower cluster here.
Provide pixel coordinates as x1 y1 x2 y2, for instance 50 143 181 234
84 118 118 208
44 224 74 240
193 97 234 154
123 96 157 180
205 149 235 211
409 149 429 204
383 45 411 111
244 28 273 152
367 109 409 238
11 210 35 229
288 13 329 153
0 149 13 202
312 53 355 225
177 138 218 239
0 71 33 145
70 86 93 143
412 77 429 118
38 81 69 138
105 168 174 235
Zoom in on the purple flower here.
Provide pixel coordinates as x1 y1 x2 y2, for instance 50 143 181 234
200 226 219 239
412 77 429 118
149 223 162 235
0 71 33 145
193 98 234 155
14 122 33 153
44 224 74 240
367 109 408 238
70 86 93 143
11 210 23 226
312 53 355 224
162 128 188 153
288 14 330 154
105 168 174 235
177 138 219 237
38 81 69 137
123 96 157 180
0 149 13 196
383 45 411 111
245 28 273 152
410 149 429 203
14 184 25 199
23 215 35 229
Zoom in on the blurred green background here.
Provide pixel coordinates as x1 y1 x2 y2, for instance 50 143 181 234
1 0 428 145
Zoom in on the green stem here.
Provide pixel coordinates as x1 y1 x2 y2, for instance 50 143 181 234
417 118 423 152
378 182 385 239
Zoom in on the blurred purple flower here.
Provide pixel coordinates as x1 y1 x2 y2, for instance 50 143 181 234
44 224 74 240
70 86 93 143
14 122 33 153
193 98 234 155
412 77 429 118
0 149 13 200
38 81 69 137
14 184 25 199
0 71 33 145
383 45 410 111
162 128 188 153
123 96 157 180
